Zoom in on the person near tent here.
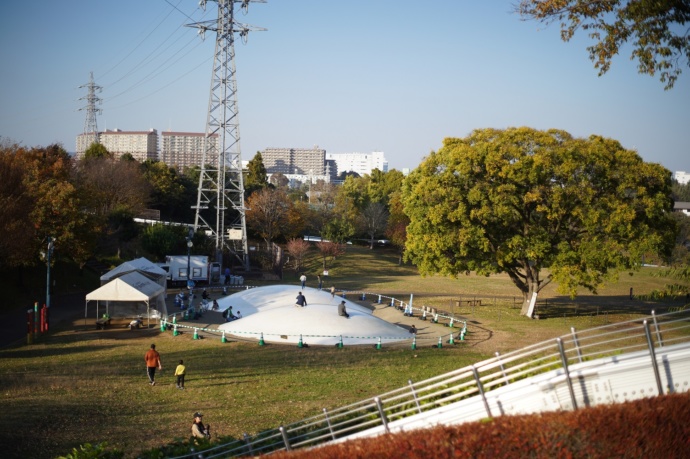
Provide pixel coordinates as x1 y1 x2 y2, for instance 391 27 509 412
144 343 162 386
129 317 143 330
224 267 231 285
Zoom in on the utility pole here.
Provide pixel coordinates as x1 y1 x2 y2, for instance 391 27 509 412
186 0 266 271
78 71 102 145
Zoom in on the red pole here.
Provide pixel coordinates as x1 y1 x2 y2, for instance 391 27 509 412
41 304 48 333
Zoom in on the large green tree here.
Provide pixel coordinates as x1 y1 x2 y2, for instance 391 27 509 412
83 142 111 159
245 152 270 196
403 127 676 316
141 160 190 221
516 0 690 89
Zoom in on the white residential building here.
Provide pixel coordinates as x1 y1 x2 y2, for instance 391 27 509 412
262 147 327 176
326 151 388 177
76 129 158 162
674 171 690 185
75 132 99 156
160 131 219 169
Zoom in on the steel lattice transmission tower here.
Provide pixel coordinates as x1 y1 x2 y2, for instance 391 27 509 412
187 0 266 270
78 71 102 144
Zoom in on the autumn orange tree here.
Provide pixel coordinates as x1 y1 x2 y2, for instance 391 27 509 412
0 142 100 272
516 0 690 89
245 188 296 249
316 241 345 271
286 238 311 272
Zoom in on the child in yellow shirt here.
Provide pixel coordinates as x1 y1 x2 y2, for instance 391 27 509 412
175 359 186 390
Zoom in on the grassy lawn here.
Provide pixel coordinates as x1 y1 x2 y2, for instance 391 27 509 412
0 245 686 458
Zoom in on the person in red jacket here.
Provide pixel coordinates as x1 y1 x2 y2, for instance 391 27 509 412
144 343 162 386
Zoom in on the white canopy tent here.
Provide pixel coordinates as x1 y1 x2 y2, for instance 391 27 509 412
100 257 167 288
85 271 167 328
98 257 167 319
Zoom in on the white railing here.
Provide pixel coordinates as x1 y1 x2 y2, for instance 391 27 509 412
169 308 690 458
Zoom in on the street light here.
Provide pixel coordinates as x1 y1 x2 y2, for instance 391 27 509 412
186 227 194 292
41 237 55 309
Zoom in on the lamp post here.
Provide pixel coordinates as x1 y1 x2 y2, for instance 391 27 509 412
187 238 194 286
186 227 194 291
43 237 54 309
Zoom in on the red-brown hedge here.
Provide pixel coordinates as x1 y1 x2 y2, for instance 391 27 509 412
268 393 690 458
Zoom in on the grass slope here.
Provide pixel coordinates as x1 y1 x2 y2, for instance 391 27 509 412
0 246 685 458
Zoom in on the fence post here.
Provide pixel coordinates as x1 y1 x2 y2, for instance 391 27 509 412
374 397 390 433
644 320 664 395
408 379 422 414
471 365 492 418
243 433 255 457
570 327 583 363
279 425 292 451
651 310 663 347
495 351 509 386
323 408 336 440
556 338 578 410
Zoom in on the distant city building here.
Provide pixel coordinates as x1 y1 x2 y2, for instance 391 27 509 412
262 147 326 175
75 132 99 157
160 131 219 169
674 171 690 185
100 129 158 162
76 129 158 162
326 151 388 177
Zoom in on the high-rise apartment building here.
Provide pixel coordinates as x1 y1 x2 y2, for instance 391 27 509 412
160 131 219 168
76 129 158 162
326 151 388 177
262 147 326 176
674 171 690 185
75 132 99 157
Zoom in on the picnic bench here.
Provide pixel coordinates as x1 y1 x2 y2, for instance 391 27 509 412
96 317 111 330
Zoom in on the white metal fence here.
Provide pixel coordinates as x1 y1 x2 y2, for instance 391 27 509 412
169 308 690 458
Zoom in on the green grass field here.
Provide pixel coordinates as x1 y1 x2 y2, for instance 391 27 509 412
0 246 686 458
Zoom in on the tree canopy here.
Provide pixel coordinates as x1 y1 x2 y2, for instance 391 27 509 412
83 142 111 160
245 152 270 196
516 0 690 89
403 127 676 316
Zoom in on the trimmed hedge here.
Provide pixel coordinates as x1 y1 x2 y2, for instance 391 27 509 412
270 393 690 459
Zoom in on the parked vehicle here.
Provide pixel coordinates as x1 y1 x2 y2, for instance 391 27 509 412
157 256 221 287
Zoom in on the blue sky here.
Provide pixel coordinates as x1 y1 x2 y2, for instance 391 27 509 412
1 1 688 173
